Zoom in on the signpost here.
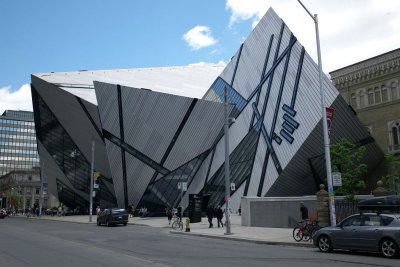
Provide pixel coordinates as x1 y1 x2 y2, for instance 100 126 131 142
332 172 342 187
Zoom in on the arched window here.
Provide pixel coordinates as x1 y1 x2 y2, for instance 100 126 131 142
381 85 388 102
359 90 366 108
391 81 398 100
389 120 400 152
374 86 381 103
350 93 357 108
367 88 374 105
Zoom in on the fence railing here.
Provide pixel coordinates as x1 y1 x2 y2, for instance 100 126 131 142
334 199 360 223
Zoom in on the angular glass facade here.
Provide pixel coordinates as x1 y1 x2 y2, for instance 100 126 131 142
32 89 117 210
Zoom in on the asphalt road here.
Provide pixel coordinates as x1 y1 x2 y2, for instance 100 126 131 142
0 217 399 267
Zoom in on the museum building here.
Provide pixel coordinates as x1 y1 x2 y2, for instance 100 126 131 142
31 8 383 215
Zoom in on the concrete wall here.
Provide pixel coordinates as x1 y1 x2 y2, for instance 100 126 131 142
241 196 317 228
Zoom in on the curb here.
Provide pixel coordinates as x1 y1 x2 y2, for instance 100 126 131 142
169 230 314 248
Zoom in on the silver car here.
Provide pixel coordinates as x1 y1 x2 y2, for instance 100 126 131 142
313 213 400 258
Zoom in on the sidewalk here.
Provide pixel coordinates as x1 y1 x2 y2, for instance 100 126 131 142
28 214 313 247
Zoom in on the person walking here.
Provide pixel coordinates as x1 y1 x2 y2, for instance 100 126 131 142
300 202 309 221
206 205 214 228
215 205 224 228
166 208 173 225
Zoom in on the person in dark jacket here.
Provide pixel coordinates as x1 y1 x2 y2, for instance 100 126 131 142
215 205 224 227
300 202 309 220
206 205 214 228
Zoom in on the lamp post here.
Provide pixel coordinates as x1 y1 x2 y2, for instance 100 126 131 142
297 0 336 226
224 86 232 235
89 141 95 222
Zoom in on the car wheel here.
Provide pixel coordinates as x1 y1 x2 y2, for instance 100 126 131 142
317 235 332 252
123 222 127 226
106 220 111 227
380 238 399 258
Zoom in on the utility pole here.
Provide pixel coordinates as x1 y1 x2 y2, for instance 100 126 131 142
297 0 336 226
89 141 95 222
224 86 232 235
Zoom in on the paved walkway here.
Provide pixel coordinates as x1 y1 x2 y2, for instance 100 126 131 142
27 214 313 247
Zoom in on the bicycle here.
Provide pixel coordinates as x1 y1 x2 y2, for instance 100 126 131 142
171 215 183 230
292 220 320 242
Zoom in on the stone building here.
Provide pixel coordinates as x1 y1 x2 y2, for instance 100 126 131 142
330 49 400 191
330 48 400 155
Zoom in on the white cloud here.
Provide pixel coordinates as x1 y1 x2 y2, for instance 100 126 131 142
183 26 218 50
225 0 400 73
0 84 33 114
226 0 270 28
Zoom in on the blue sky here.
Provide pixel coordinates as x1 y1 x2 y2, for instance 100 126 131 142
1 0 399 113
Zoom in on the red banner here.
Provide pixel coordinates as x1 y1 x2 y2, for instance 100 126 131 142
326 107 335 138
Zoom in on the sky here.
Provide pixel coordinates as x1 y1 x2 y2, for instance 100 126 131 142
1 0 399 114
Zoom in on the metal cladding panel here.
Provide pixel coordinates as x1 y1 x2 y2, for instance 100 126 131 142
93 81 121 139
186 154 211 195
202 7 380 199
246 138 268 196
125 152 154 206
229 103 254 148
31 76 112 178
104 140 125 207
120 85 191 163
218 50 240 88
265 96 384 197
164 99 227 170
207 136 226 182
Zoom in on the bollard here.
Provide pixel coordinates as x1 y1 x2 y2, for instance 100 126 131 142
185 217 190 232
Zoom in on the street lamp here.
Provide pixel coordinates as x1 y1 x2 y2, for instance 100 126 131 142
297 0 336 226
89 141 95 222
224 86 232 235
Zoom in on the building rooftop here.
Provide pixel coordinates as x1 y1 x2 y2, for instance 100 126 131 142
33 64 225 105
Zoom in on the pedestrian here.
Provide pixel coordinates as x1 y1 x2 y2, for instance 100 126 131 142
206 205 214 228
166 208 173 225
177 205 182 222
96 206 101 217
300 202 308 221
215 205 224 228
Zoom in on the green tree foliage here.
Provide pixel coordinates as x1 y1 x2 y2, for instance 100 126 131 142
330 138 367 200
381 153 400 194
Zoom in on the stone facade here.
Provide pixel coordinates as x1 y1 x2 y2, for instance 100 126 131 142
330 48 400 155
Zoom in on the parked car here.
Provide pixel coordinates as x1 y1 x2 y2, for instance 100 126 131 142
358 196 400 213
313 213 400 258
97 208 129 227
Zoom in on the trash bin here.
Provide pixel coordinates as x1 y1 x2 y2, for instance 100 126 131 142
188 194 202 223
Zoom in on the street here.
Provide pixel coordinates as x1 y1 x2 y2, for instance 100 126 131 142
0 217 398 267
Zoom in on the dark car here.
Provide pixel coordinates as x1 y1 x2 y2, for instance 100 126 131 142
358 196 400 213
97 208 128 227
313 213 400 258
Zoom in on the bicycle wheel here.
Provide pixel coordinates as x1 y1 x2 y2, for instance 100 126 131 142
292 227 303 242
303 231 311 241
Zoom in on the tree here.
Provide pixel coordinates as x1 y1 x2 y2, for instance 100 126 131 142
381 153 400 194
330 138 367 200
